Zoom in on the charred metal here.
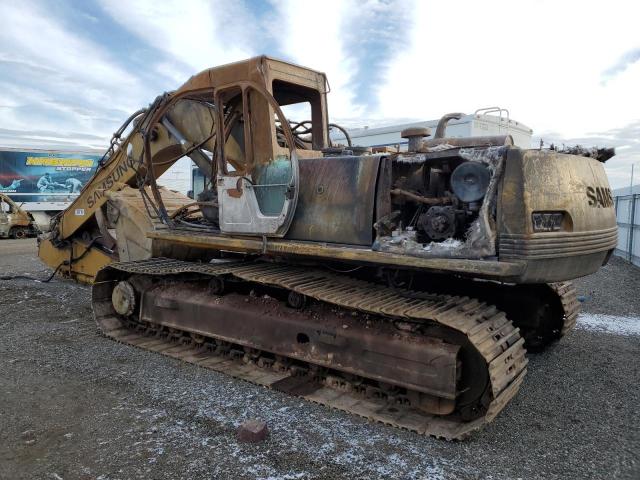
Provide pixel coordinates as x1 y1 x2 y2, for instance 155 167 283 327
37 56 620 440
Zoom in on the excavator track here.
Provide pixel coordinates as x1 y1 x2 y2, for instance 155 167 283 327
549 281 581 336
93 258 528 440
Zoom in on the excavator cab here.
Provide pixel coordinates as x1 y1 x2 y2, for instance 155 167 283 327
162 57 331 237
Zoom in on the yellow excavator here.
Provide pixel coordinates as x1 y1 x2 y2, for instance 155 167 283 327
38 56 617 439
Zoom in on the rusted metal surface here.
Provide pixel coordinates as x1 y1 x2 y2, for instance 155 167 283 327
37 236 114 284
92 258 528 439
376 146 507 260
374 156 393 226
499 227 618 259
94 208 117 250
35 55 618 450
226 187 243 198
286 155 381 245
420 135 513 150
140 283 460 399
390 189 452 205
105 186 195 263
147 229 526 280
111 281 136 316
55 120 185 240
40 56 329 276
401 127 431 151
550 282 581 336
434 113 463 139
39 54 618 293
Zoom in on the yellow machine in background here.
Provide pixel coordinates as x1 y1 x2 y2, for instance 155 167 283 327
38 56 617 439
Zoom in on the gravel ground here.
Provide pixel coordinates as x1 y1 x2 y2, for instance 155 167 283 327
1 239 639 480
572 255 640 316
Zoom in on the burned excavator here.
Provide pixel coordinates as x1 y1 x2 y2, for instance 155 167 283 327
38 56 617 439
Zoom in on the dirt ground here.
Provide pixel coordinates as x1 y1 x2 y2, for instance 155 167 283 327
1 239 639 480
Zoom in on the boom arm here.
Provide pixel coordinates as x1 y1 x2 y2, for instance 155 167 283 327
39 97 218 283
56 100 217 241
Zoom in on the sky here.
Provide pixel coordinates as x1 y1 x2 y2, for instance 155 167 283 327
0 0 638 190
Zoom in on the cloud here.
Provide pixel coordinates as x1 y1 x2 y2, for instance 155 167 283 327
271 0 414 121
601 49 640 83
97 0 256 76
340 0 413 111
376 0 640 138
0 127 106 151
0 1 137 94
272 0 361 121
0 0 149 149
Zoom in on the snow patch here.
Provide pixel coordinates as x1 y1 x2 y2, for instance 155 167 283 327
576 314 640 336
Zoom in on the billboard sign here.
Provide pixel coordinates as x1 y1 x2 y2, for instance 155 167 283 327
0 150 101 203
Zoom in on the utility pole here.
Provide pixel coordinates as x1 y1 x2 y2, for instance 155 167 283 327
628 162 639 263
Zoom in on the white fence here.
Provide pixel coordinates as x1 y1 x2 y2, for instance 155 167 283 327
615 194 640 267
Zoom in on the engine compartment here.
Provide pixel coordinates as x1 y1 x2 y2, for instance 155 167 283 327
373 145 506 259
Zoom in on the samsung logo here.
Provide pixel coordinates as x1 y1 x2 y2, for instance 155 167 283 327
586 186 613 208
86 156 136 208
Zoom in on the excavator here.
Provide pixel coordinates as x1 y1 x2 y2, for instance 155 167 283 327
38 56 617 439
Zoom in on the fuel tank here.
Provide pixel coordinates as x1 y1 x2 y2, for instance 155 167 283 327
498 149 617 283
285 155 381 245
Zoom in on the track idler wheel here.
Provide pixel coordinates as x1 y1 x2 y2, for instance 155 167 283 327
111 281 136 317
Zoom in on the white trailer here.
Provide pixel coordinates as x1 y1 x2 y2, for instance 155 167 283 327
332 108 533 150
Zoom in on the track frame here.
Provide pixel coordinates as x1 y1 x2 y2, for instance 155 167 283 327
93 258 529 440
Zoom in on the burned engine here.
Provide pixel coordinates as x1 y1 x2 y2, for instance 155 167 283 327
391 154 492 242
373 124 508 259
